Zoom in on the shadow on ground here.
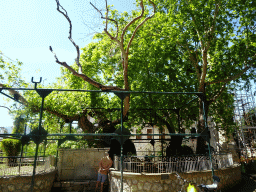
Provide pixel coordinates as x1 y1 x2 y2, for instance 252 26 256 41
223 173 256 192
51 182 109 192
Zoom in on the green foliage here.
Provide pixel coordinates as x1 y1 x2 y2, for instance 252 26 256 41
3 0 256 148
0 51 26 87
12 115 26 134
0 139 21 157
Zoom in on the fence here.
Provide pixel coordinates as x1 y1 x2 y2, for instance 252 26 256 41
0 156 55 176
114 153 234 174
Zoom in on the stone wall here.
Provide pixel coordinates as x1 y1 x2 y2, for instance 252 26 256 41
0 169 57 192
57 148 109 181
109 165 241 192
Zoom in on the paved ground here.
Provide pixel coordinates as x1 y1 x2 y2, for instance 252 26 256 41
51 181 109 192
224 173 256 192
52 173 256 192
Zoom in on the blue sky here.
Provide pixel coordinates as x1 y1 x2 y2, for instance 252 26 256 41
0 0 137 129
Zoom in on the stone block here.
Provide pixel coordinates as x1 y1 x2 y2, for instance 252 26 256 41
138 182 143 190
164 184 169 191
151 183 163 191
2 186 8 192
123 184 131 192
131 184 138 191
143 182 151 191
22 184 30 192
165 179 171 184
127 179 132 186
8 185 15 191
36 180 42 186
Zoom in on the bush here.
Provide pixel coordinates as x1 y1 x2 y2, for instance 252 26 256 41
0 139 21 166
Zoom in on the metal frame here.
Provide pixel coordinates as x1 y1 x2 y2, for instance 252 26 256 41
0 78 214 192
233 89 256 160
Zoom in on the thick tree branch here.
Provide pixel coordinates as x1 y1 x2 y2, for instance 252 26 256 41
91 0 155 118
0 106 11 112
0 83 28 106
49 48 123 91
127 0 156 53
205 0 220 50
177 41 201 81
199 49 208 91
90 2 119 39
123 0 155 93
187 1 204 49
55 0 82 73
208 84 226 105
206 65 251 85
44 106 80 122
206 52 256 85
121 0 144 44
50 1 124 91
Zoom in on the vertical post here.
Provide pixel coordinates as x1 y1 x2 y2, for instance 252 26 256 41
202 99 214 178
120 96 124 192
43 127 48 163
56 122 62 168
43 140 47 162
161 139 163 160
19 145 23 175
152 124 155 163
30 77 52 192
19 119 27 175
30 96 45 192
56 144 59 168
114 92 129 192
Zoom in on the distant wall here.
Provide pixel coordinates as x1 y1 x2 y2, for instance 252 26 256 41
0 169 57 192
57 148 110 181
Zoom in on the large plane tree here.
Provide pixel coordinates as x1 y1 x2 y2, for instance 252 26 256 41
1 0 256 155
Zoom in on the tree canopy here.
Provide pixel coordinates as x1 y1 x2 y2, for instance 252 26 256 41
1 0 256 153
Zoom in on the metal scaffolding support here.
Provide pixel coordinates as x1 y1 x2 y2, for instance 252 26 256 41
234 89 256 158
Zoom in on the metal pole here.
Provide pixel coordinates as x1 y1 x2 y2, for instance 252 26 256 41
120 97 124 192
30 143 39 192
56 124 62 168
19 119 27 175
19 144 23 175
43 139 46 162
153 124 155 163
202 99 214 178
43 126 49 163
30 96 45 192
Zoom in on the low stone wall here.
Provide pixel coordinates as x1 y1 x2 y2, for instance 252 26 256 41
109 165 241 192
0 169 57 192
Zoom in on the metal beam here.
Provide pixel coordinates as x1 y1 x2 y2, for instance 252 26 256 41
1 87 203 95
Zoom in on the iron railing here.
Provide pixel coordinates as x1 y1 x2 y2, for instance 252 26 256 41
114 153 233 173
0 156 55 176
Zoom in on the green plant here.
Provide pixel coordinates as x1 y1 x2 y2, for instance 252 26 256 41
0 139 21 166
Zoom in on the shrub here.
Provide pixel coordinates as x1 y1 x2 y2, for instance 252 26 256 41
0 139 21 166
